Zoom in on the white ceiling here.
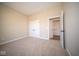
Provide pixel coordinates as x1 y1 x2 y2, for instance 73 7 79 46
2 2 61 16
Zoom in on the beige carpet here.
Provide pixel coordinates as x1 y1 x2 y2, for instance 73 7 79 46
0 37 68 56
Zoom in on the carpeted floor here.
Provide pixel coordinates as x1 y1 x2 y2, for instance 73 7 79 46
0 37 68 56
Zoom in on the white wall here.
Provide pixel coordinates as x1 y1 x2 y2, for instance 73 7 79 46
0 4 2 40
63 3 79 56
0 3 61 44
0 4 28 44
28 4 61 40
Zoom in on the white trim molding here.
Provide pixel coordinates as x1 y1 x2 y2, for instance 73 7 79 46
38 37 49 40
28 35 49 40
0 35 27 45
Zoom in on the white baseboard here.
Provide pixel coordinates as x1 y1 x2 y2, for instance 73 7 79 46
28 35 49 40
0 35 48 45
66 48 71 56
29 35 49 40
39 37 49 40
0 35 27 45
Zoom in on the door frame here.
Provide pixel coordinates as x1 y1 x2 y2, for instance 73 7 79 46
60 10 65 48
48 11 65 48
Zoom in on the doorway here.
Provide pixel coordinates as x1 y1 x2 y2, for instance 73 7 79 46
49 17 60 40
49 15 64 48
29 20 40 38
53 18 60 40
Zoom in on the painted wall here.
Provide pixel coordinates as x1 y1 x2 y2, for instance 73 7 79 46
0 4 28 44
0 3 61 44
28 4 61 39
0 4 2 40
63 3 79 56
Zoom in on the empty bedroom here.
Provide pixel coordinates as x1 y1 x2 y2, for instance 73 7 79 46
0 2 79 56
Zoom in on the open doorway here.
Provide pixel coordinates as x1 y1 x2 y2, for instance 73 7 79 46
52 18 60 40
49 15 64 48
49 17 60 40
